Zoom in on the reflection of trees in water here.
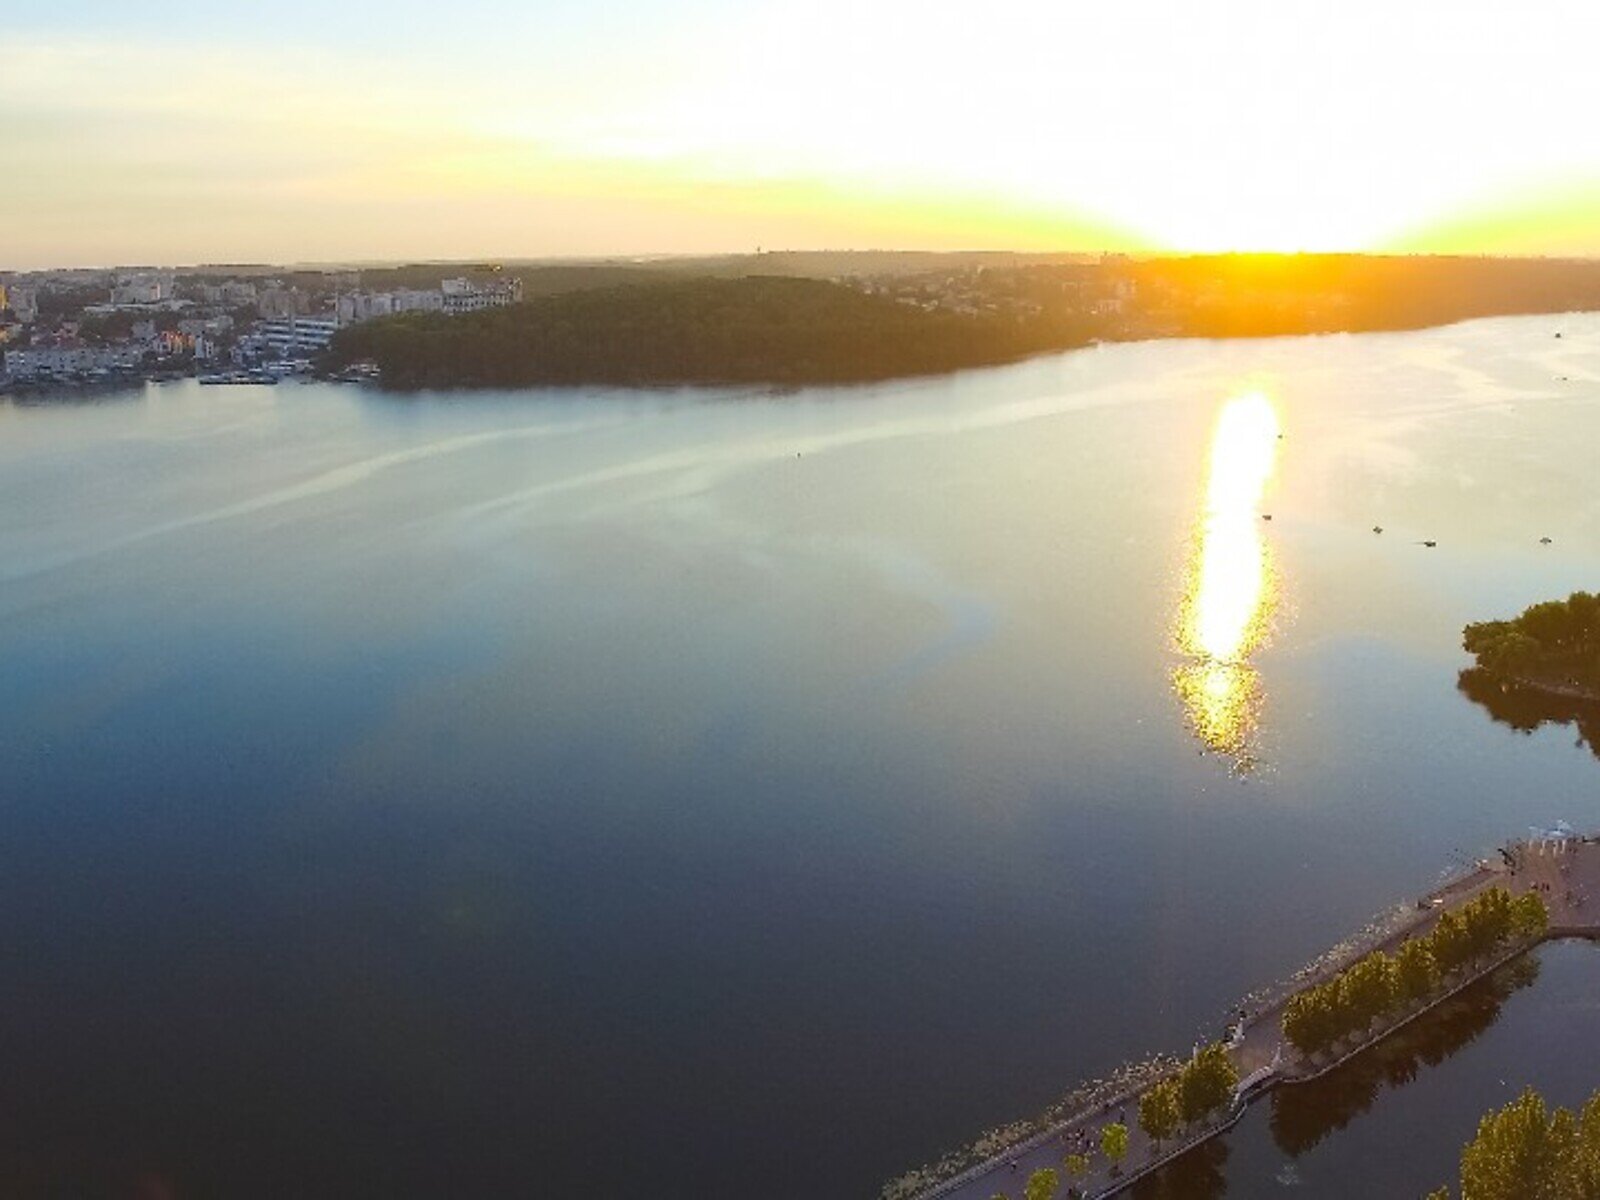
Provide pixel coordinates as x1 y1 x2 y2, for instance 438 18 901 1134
1269 954 1541 1157
1458 669 1600 758
1128 1136 1228 1200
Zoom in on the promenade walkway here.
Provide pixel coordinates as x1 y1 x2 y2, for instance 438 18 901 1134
923 835 1600 1200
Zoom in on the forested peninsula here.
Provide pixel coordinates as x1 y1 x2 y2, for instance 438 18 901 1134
1463 592 1600 700
323 254 1600 390
325 276 1076 389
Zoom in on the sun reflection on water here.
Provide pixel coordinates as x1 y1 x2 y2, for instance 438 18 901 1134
1174 391 1281 766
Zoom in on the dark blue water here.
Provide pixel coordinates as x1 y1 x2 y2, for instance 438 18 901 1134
2 316 1598 1198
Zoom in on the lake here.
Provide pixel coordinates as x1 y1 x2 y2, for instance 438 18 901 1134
2 314 1598 1197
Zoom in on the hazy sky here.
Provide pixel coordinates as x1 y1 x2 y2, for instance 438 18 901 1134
7 1 1600 268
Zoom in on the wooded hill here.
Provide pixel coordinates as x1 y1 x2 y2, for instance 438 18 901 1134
325 275 1082 389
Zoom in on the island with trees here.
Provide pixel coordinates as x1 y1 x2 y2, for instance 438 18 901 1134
1463 592 1600 701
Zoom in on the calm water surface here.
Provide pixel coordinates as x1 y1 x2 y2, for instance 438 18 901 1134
2 315 1598 1197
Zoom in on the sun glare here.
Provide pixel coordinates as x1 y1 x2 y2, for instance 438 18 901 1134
1174 392 1282 765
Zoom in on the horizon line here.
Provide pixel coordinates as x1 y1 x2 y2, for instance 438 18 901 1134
11 248 1600 276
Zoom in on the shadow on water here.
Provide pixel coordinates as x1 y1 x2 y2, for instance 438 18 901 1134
1268 953 1539 1156
1458 669 1600 758
1128 953 1539 1197
1129 1137 1229 1200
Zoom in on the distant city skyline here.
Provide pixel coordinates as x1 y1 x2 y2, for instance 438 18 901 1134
9 1 1600 269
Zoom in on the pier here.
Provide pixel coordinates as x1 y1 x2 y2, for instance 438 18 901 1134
910 834 1600 1200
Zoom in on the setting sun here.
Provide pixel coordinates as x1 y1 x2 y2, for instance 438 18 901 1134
10 1 1600 265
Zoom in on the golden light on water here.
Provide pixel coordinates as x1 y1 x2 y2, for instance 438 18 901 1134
1174 392 1281 764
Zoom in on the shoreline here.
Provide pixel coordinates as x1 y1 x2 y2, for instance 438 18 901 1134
1498 675 1600 705
9 306 1597 398
340 306 1600 393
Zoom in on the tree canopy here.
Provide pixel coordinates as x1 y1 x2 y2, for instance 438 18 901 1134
1282 888 1546 1059
1023 1165 1058 1200
1464 593 1600 695
1138 1079 1181 1144
1434 1085 1600 1200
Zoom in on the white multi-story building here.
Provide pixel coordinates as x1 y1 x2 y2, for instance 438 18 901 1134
336 292 395 324
337 288 449 325
257 317 338 354
394 288 445 314
441 276 523 315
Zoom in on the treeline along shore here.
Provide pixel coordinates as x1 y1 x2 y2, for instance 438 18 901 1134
323 253 1600 389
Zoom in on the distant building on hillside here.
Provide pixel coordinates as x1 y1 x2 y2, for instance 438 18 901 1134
441 276 523 315
111 274 175 305
8 286 39 323
258 286 311 320
336 289 447 325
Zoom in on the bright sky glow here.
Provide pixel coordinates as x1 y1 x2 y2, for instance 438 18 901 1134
8 1 1600 267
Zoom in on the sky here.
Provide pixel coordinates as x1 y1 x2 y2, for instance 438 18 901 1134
7 0 1600 269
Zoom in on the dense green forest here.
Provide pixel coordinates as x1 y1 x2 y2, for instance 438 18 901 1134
324 276 1087 388
1462 592 1600 695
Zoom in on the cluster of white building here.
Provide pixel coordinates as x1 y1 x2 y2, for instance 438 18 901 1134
240 317 341 358
335 289 445 324
332 277 524 325
1 267 531 384
441 276 523 314
4 344 145 379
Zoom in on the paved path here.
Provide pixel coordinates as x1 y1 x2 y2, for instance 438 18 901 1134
925 835 1600 1200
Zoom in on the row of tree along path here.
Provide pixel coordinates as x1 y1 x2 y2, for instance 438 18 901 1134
901 832 1600 1200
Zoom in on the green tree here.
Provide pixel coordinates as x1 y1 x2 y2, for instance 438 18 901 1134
1177 1043 1238 1124
1462 889 1515 957
1432 910 1473 974
1462 591 1600 691
1397 938 1441 1005
1342 951 1399 1031
1139 1079 1181 1145
1573 1090 1600 1198
1100 1124 1128 1174
1513 893 1550 940
1023 1166 1058 1200
1459 1087 1575 1200
1063 1153 1089 1180
1283 986 1335 1058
